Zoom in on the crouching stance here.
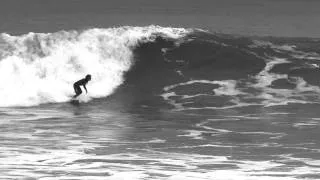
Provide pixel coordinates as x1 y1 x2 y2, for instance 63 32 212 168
73 74 91 98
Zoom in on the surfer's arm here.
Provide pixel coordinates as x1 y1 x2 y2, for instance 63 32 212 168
83 85 88 93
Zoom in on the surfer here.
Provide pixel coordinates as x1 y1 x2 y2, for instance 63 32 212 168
73 74 92 98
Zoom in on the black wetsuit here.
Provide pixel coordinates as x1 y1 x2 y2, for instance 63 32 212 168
73 78 88 98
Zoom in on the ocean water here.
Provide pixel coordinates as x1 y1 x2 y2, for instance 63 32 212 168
1 25 320 180
1 1 320 176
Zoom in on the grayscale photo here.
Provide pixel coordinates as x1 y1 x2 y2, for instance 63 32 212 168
0 0 320 179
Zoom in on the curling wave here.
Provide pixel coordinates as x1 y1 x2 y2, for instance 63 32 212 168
0 26 191 106
2 25 320 109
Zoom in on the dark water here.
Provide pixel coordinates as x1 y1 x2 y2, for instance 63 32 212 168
2 0 320 37
1 25 320 179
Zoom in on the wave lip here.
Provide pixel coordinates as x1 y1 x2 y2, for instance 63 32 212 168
0 26 191 107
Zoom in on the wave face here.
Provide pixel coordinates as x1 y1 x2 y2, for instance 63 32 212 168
1 25 320 108
125 29 320 110
0 26 189 106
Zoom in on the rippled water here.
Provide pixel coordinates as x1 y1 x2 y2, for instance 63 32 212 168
1 99 320 180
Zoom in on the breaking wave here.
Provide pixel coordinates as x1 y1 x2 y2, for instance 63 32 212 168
1 25 320 109
0 26 190 106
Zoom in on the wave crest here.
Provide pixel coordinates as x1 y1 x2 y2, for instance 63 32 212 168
0 26 191 106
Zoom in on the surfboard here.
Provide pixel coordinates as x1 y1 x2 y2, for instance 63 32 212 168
69 96 80 105
69 95 89 105
70 99 79 104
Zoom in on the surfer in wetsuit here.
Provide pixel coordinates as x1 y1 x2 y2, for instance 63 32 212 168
73 74 91 98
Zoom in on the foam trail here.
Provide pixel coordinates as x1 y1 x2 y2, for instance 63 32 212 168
0 26 190 107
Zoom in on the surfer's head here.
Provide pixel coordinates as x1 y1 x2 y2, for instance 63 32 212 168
85 74 91 81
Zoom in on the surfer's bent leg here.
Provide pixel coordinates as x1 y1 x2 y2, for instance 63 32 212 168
73 85 82 98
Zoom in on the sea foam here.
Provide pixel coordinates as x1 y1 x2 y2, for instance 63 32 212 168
0 26 190 107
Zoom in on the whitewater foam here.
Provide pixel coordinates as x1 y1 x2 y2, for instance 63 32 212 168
0 26 191 107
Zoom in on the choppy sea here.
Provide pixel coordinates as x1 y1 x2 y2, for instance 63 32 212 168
1 25 320 179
